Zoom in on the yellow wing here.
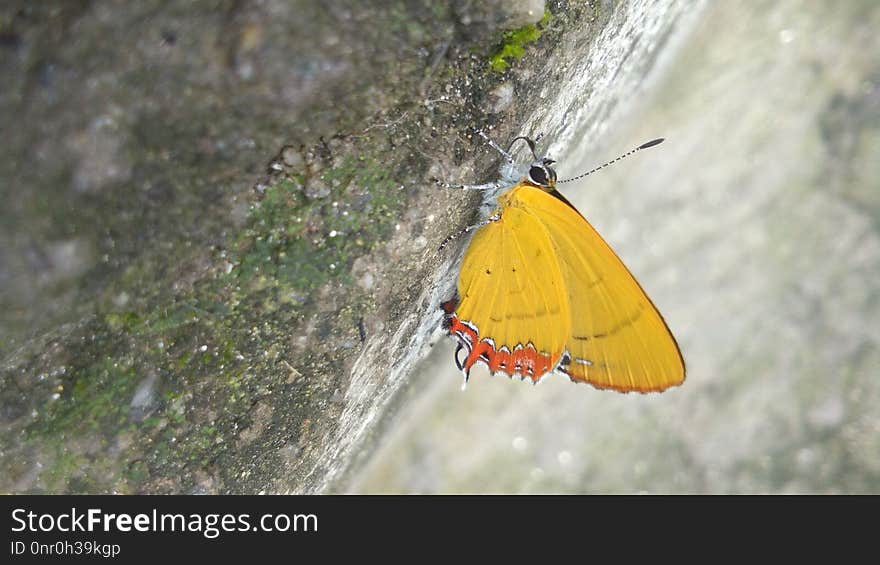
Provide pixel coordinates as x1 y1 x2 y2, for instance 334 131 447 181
510 185 685 392
453 194 571 378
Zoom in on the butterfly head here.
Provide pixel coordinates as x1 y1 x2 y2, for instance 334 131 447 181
507 135 557 190
527 157 557 190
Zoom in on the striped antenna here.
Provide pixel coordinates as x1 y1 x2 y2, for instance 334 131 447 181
557 138 664 184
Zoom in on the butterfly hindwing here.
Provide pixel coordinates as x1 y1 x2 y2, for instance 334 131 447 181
454 192 570 379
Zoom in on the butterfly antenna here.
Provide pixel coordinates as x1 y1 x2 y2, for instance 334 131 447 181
557 138 664 184
507 136 540 160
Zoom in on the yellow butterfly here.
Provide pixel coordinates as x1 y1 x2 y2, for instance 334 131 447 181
439 133 685 392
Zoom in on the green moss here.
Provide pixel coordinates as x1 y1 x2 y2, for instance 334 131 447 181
125 459 150 485
105 311 142 332
28 358 140 441
489 10 552 72
230 154 400 297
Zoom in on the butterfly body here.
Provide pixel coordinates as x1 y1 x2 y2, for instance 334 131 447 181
443 136 685 393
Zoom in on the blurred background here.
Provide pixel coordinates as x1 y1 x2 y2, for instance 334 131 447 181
349 0 880 493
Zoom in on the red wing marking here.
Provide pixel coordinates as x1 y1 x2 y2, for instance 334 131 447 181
447 314 556 383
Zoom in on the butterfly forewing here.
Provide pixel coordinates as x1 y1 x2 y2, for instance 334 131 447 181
513 186 685 391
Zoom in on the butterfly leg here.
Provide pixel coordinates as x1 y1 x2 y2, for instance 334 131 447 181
476 130 515 164
438 212 501 251
433 178 506 191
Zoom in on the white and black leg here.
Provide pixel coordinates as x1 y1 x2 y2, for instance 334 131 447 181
432 128 519 190
433 178 507 191
438 212 501 251
476 130 515 164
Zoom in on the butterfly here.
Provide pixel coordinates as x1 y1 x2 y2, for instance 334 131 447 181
438 132 685 393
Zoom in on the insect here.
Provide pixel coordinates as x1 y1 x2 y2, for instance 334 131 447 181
438 131 685 393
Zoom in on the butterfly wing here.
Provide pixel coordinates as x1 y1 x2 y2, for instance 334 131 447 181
512 186 685 392
452 188 571 379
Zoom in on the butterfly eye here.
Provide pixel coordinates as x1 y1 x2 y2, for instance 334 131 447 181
529 166 548 186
